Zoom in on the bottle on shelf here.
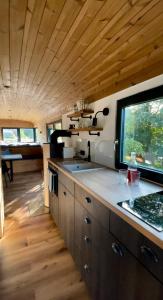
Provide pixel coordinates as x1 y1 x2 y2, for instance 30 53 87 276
127 152 137 183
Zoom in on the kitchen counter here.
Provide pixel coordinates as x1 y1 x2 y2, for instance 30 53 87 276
48 158 163 249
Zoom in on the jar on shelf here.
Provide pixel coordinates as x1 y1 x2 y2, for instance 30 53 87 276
77 100 85 111
73 103 78 112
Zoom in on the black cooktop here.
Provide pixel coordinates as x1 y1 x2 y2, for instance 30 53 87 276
118 191 163 232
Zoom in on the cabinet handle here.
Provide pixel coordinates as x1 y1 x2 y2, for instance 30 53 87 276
140 245 159 263
84 235 90 243
112 242 124 257
63 191 67 196
83 264 89 272
84 217 91 224
85 197 91 204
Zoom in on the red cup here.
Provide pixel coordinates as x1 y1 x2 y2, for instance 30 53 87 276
127 168 138 183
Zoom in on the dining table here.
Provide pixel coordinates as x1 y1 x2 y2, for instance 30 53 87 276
0 154 22 181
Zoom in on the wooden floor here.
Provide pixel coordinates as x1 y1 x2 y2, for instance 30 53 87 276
0 172 90 300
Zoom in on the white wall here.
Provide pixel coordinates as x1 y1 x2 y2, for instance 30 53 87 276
61 74 163 168
35 74 163 167
35 121 47 144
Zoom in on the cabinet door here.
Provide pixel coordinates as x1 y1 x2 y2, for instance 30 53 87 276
53 193 59 226
59 182 74 256
92 232 163 300
110 211 163 284
49 191 59 226
49 191 54 218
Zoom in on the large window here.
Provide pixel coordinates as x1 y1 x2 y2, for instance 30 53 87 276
2 128 37 143
47 120 62 142
116 86 163 184
20 128 35 143
2 128 18 143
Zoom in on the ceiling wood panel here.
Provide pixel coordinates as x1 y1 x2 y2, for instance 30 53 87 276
0 0 163 122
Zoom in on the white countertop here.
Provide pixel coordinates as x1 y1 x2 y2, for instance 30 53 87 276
49 159 163 249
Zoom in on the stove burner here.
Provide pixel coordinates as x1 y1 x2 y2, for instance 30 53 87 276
118 191 163 232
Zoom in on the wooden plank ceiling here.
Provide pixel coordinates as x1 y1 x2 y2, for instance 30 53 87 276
0 0 163 122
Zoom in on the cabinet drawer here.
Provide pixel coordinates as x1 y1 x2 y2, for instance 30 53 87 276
74 244 92 294
75 184 110 231
59 171 74 195
75 200 109 252
110 211 163 284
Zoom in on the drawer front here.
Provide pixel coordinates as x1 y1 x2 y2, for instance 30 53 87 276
75 184 110 231
59 171 74 195
110 211 163 283
74 244 92 294
75 200 110 253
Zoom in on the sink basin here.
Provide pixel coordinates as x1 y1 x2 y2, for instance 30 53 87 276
60 161 104 173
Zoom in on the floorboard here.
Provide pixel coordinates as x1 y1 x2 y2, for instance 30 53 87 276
0 172 90 300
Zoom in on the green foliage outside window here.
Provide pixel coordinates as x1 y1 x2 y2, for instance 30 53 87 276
123 98 163 171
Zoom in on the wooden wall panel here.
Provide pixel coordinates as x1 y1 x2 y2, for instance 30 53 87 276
0 119 34 128
0 0 162 122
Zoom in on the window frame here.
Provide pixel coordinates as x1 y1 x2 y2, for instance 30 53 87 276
46 119 62 142
115 85 163 185
2 127 37 143
2 128 19 143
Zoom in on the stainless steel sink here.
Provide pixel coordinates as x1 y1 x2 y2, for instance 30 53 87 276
59 161 104 173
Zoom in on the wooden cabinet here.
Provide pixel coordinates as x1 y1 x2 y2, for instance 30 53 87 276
110 211 163 284
49 191 59 226
75 184 110 231
74 199 110 296
59 182 75 256
92 232 163 300
50 167 163 300
74 184 163 300
59 171 74 195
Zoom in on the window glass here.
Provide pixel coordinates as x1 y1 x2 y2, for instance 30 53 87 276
54 122 62 130
47 124 54 142
47 121 62 142
3 129 18 143
20 128 34 143
123 98 163 173
54 121 62 142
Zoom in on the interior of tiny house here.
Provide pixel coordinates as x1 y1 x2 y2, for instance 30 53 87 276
0 1 163 299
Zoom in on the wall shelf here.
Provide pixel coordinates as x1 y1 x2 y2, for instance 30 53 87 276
69 127 102 132
69 127 103 136
67 109 94 119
